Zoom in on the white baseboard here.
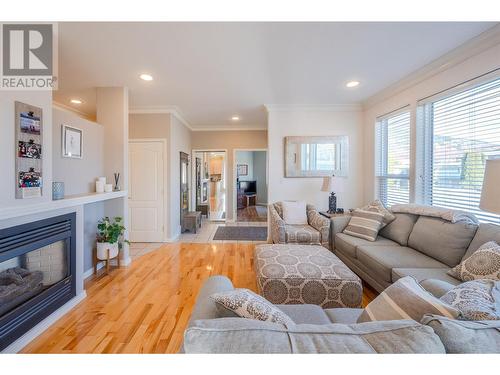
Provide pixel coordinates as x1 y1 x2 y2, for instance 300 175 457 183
1 291 87 353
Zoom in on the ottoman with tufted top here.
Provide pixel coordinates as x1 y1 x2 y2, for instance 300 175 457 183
254 244 363 308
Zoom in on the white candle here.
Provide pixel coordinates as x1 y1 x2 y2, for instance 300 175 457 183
98 176 106 185
96 181 105 193
104 184 113 193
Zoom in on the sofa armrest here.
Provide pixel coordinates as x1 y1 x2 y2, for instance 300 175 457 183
187 275 235 327
420 279 456 298
269 204 286 244
330 216 352 249
307 209 331 249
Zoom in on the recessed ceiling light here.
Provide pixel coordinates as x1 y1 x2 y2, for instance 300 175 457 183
70 99 83 104
231 116 240 121
346 81 360 88
139 73 153 81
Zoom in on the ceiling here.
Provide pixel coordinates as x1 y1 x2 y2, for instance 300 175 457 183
54 22 496 129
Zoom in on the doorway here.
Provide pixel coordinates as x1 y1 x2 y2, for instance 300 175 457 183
128 139 166 242
234 149 268 222
192 150 227 221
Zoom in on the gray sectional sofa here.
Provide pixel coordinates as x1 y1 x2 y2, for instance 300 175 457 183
331 212 500 292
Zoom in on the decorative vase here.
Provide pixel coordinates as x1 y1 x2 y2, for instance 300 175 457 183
52 181 65 200
96 242 119 260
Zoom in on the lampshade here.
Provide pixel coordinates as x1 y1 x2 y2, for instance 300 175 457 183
480 159 500 214
321 176 344 193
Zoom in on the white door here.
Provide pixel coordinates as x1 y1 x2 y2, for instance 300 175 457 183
128 140 165 242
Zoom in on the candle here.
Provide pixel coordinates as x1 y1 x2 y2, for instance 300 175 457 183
104 184 113 193
96 180 105 193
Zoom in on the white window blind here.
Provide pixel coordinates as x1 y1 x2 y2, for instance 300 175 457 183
375 110 411 206
418 77 500 224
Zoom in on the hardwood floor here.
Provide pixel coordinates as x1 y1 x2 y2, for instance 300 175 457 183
237 205 267 222
22 242 376 354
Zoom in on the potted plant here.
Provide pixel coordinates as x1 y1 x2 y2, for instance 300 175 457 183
96 216 129 261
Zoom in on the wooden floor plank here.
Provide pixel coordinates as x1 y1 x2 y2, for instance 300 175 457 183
22 242 376 353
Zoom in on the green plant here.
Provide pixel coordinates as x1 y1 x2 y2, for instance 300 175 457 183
96 216 130 248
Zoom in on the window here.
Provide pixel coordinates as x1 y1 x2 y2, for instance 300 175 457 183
375 110 411 206
418 77 500 223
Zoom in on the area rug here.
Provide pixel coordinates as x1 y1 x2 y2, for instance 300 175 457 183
213 226 268 241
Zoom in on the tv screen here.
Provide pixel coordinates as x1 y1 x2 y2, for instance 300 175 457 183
239 180 256 194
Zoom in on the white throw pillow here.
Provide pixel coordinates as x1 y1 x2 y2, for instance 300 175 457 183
281 201 308 225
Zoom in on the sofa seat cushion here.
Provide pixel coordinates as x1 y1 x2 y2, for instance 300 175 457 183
184 317 446 353
356 245 448 283
408 216 478 267
334 233 399 259
285 224 320 244
325 308 363 324
392 268 461 285
277 304 331 325
379 213 419 246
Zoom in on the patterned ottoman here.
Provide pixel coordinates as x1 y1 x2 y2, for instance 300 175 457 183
254 244 362 308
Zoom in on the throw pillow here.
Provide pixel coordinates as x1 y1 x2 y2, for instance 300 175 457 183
361 199 396 228
282 201 308 225
448 241 500 281
210 288 295 326
440 280 500 321
357 276 460 323
343 208 385 241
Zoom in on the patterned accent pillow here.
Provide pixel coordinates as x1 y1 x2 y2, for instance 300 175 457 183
357 276 460 323
343 208 385 241
448 241 500 281
440 280 500 320
210 289 294 326
361 199 396 228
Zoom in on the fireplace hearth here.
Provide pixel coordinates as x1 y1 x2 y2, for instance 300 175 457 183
0 213 76 350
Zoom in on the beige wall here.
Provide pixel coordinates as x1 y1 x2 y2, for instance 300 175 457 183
362 42 500 204
267 108 364 212
191 130 268 221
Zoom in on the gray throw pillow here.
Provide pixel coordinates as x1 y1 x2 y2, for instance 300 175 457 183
358 276 460 323
211 288 294 326
343 208 385 242
448 241 500 281
440 280 500 320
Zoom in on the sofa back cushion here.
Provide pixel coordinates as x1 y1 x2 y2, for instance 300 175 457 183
464 223 500 260
183 317 445 353
379 213 418 246
421 314 500 353
408 216 478 267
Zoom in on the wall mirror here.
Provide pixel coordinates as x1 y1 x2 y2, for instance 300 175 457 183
284 136 348 177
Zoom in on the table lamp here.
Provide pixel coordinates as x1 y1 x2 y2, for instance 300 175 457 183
480 159 500 214
321 175 344 213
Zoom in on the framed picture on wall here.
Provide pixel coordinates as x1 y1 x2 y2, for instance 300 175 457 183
62 125 83 158
237 164 248 176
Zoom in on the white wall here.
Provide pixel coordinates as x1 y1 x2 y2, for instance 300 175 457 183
267 107 364 211
236 151 254 181
362 42 500 204
0 91 52 209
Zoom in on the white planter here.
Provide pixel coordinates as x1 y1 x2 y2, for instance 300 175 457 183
96 242 119 260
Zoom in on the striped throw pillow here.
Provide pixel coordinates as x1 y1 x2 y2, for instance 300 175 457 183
357 276 460 323
343 208 385 241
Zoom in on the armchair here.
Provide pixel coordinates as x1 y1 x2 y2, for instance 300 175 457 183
268 202 331 249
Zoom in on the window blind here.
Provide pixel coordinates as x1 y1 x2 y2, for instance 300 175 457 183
375 110 411 206
419 77 500 224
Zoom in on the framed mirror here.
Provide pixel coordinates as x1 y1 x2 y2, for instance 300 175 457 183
284 136 348 177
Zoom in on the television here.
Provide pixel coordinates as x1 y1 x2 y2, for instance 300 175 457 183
239 180 256 194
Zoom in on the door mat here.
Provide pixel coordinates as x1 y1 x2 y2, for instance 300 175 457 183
213 226 267 241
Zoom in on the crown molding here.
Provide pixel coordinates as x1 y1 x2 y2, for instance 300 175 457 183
190 125 267 132
52 101 96 122
129 105 193 130
264 104 362 113
362 23 500 110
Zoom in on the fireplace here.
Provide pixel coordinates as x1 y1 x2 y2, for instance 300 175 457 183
0 213 76 350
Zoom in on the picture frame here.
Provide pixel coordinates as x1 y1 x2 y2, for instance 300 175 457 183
62 125 83 159
237 164 248 176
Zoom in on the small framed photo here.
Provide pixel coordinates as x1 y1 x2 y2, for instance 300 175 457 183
62 125 82 158
237 164 248 176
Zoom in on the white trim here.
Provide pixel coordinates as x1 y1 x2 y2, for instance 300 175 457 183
363 24 500 109
1 291 87 353
265 104 362 112
53 101 95 121
129 105 193 131
190 125 267 131
232 148 268 222
129 138 168 242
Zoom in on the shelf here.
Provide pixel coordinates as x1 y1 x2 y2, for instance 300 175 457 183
0 190 128 221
